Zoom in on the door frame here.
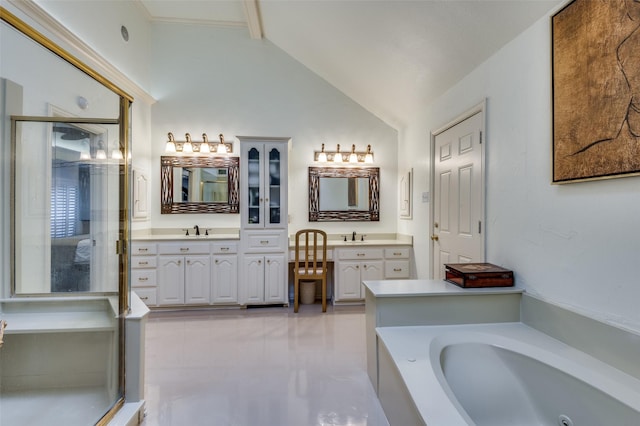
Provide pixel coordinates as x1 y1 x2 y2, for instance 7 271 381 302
429 99 487 279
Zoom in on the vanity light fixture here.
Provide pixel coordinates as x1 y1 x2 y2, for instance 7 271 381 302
165 132 177 153
182 133 194 154
333 144 343 163
317 143 328 162
348 144 358 163
364 145 373 163
96 140 107 160
313 143 373 164
111 148 124 160
216 133 228 154
200 133 211 154
165 131 234 155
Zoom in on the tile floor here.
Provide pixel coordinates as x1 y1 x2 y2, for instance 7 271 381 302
141 303 389 426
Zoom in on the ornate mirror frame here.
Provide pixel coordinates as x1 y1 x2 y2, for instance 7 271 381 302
309 166 380 221
161 155 239 214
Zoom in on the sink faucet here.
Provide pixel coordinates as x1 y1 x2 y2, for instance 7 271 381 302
352 231 356 241
194 225 200 236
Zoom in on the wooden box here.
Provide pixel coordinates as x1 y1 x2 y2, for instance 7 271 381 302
444 263 514 288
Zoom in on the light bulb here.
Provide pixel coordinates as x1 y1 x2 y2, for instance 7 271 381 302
317 143 327 162
333 144 343 163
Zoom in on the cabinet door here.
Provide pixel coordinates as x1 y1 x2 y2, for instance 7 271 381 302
336 261 362 300
361 260 384 297
157 255 184 305
185 255 211 304
264 143 287 229
244 145 263 228
243 255 265 303
264 254 286 303
212 255 238 304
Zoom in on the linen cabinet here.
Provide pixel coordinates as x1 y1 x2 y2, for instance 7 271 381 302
237 137 290 306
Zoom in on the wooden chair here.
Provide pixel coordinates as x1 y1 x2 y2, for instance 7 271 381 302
293 229 328 313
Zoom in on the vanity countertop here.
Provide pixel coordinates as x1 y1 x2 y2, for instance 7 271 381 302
132 228 240 241
288 233 413 249
363 279 523 297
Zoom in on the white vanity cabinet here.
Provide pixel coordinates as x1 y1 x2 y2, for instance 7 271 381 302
131 242 158 306
238 137 290 306
242 254 287 304
211 242 239 304
334 246 411 304
157 242 211 306
335 248 384 302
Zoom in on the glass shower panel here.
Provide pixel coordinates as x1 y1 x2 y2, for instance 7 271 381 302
14 121 121 295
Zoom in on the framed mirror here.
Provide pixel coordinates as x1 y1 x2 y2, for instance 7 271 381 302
309 167 379 221
161 156 239 214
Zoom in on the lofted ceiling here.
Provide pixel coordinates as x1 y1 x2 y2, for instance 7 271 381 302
139 0 564 129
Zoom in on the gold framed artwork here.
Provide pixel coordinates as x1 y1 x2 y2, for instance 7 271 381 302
552 0 640 183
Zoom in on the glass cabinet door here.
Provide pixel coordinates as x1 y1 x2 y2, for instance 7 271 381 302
241 140 287 229
268 147 281 225
247 147 261 224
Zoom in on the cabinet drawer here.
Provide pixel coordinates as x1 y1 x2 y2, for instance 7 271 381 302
158 242 210 255
385 260 410 279
131 242 157 255
337 248 384 260
131 270 157 287
134 288 157 306
212 242 238 254
131 256 157 269
384 247 410 259
245 233 284 250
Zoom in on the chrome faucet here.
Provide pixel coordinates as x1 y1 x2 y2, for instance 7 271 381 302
352 231 356 241
194 225 200 236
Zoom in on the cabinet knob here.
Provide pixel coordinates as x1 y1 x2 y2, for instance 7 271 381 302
431 235 439 241
138 277 148 282
141 296 148 300
215 260 219 264
393 268 401 272
180 247 189 252
177 260 181 266
221 247 229 252
138 248 148 253
139 261 148 265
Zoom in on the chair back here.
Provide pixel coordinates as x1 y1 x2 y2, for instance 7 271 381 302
294 229 327 279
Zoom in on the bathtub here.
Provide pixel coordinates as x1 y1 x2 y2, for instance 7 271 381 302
375 323 640 426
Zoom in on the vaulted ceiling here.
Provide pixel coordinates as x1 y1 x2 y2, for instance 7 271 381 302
139 0 564 129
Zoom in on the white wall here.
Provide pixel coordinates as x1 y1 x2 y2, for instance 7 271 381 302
148 22 398 235
400 12 640 332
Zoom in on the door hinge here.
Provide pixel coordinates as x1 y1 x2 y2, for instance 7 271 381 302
116 240 127 255
478 221 482 234
479 131 483 144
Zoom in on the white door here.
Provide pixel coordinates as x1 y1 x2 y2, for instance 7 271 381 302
360 261 384 297
432 111 485 280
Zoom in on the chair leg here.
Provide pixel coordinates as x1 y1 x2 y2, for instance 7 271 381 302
321 277 327 312
294 279 299 313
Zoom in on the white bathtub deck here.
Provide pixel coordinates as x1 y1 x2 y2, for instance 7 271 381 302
376 322 640 426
